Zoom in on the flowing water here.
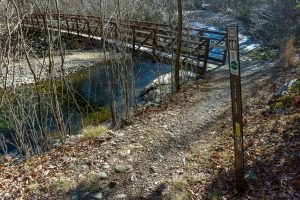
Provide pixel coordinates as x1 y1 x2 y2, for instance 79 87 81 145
0 57 172 156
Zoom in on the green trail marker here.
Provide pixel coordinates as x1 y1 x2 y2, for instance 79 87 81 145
231 60 238 71
226 26 245 192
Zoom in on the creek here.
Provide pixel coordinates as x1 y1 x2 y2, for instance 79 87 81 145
0 56 172 156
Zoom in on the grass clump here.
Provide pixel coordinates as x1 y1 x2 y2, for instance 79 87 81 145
27 183 39 191
51 178 72 192
82 125 108 139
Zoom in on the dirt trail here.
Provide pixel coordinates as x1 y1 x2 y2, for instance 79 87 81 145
64 59 278 199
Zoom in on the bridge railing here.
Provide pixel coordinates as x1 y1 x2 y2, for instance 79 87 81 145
22 13 227 71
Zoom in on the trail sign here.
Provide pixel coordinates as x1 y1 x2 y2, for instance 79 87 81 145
226 26 245 192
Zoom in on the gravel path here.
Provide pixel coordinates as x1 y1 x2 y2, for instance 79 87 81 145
64 59 278 200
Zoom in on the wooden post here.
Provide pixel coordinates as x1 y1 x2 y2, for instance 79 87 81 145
93 26 99 37
197 30 204 38
35 15 39 28
226 26 245 193
152 28 157 62
203 38 210 72
76 19 80 37
222 49 228 65
132 28 136 57
87 20 91 39
66 18 70 35
196 42 202 68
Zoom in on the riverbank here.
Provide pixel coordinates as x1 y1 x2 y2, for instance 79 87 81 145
0 50 114 88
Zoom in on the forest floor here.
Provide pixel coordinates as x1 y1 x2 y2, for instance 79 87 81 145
0 50 299 200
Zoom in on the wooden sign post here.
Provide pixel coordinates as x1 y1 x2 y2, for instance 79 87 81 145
226 26 245 192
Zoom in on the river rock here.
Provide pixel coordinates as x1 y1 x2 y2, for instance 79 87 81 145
90 192 103 199
116 194 128 199
115 164 133 173
97 172 108 179
71 194 79 200
102 163 110 169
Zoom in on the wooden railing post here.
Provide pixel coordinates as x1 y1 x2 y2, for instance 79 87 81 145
152 28 157 62
203 38 210 72
222 49 228 65
87 20 91 39
132 28 136 57
197 42 202 68
35 15 39 28
76 19 80 37
66 18 70 35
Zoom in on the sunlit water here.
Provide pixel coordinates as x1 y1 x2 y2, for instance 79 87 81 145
189 21 261 55
0 57 172 156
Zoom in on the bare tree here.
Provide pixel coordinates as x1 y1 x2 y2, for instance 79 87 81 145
174 0 183 92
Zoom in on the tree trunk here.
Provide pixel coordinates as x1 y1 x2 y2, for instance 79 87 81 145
175 0 183 92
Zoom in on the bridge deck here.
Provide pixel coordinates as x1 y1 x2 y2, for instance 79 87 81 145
22 13 228 73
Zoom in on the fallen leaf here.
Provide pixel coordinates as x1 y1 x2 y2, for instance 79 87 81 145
293 179 300 187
